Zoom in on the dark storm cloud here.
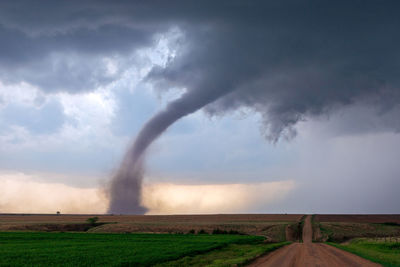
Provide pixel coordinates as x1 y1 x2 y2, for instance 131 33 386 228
2 1 400 213
0 0 171 93
148 1 400 140
2 1 399 123
0 22 160 92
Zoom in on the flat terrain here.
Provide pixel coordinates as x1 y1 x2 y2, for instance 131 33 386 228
0 214 302 242
155 242 289 266
1 214 399 266
330 238 400 267
0 214 303 223
248 216 381 267
313 215 400 243
0 232 264 266
316 214 400 223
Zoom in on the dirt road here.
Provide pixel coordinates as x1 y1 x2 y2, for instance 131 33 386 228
248 215 381 267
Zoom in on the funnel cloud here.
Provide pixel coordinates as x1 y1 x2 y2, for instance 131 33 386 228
108 83 235 213
0 1 399 214
107 1 400 214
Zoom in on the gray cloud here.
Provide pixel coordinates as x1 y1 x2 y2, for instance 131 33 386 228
1 1 400 213
270 128 400 214
145 0 400 140
0 1 168 93
1 2 399 129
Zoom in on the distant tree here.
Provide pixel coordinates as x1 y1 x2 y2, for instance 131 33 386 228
86 217 99 226
212 228 228 235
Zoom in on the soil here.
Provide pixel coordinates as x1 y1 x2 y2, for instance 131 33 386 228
0 214 302 239
248 216 381 267
315 214 400 224
302 216 313 243
0 214 303 223
7 223 104 232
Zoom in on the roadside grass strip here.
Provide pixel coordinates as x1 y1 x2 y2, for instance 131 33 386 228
0 232 264 266
327 238 400 267
156 241 291 267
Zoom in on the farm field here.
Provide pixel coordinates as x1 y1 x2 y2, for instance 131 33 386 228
312 215 400 266
0 214 302 242
0 214 303 224
1 214 400 266
0 232 269 267
312 215 400 243
329 238 400 267
318 222 400 243
315 214 400 223
154 242 290 267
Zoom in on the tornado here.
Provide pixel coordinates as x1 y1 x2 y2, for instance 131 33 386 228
106 1 400 214
108 86 232 214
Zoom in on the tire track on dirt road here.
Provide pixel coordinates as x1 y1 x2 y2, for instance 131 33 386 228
248 215 381 267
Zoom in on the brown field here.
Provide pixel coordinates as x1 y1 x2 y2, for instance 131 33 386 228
315 214 400 223
0 214 302 242
2 213 399 243
0 213 302 224
313 215 400 242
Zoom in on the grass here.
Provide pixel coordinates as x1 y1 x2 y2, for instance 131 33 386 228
0 232 264 266
328 238 400 267
155 242 291 267
320 222 400 242
285 215 306 242
260 224 288 242
90 221 292 240
1 214 301 239
298 215 307 242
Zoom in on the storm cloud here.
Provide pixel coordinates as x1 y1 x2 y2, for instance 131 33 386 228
1 1 400 213
1 1 399 135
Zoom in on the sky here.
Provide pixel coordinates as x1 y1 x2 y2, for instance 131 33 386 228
1 1 400 214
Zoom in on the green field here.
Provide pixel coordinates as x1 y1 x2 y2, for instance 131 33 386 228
0 232 266 266
328 238 400 267
156 242 290 267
